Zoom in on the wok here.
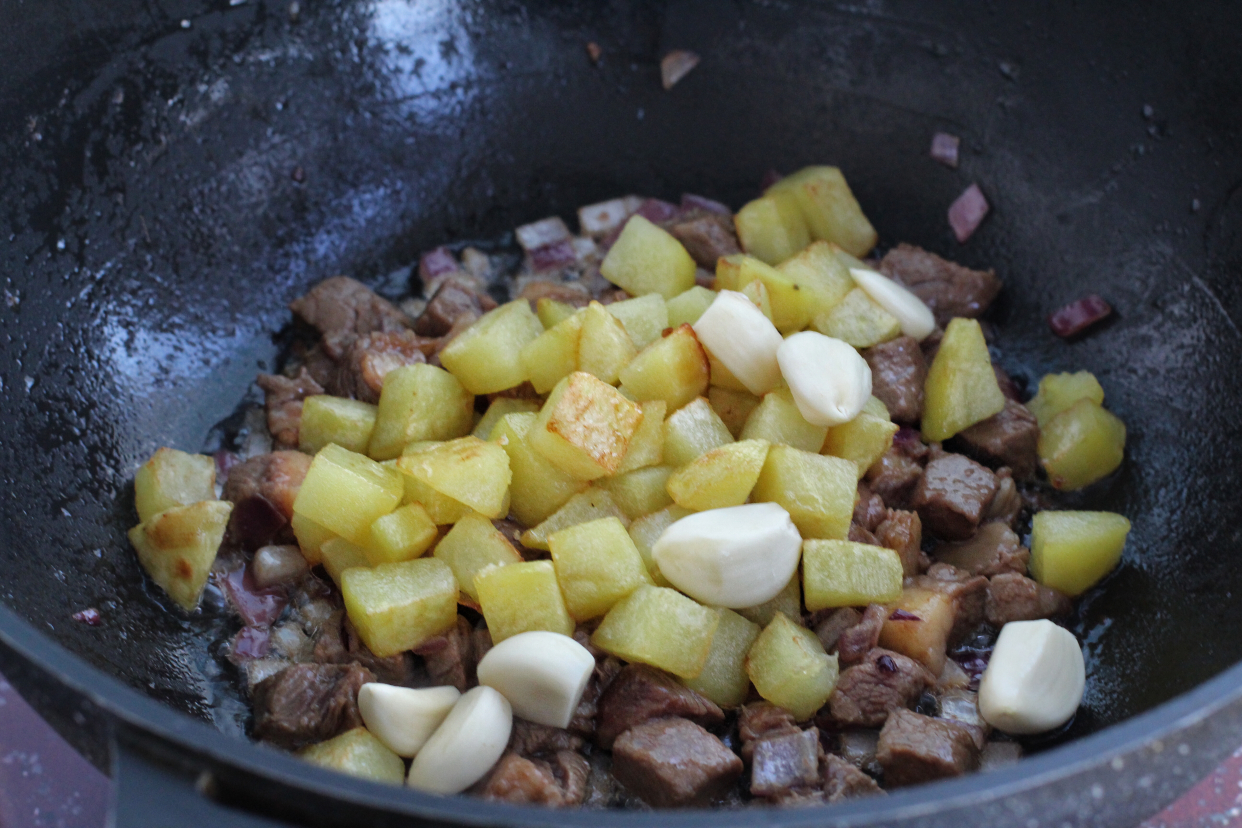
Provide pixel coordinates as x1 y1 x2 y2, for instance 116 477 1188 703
1 0 1241 825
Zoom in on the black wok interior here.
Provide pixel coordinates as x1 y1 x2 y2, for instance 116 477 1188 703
2 0 1241 800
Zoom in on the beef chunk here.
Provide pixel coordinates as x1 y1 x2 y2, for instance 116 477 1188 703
828 649 936 727
914 564 990 643
611 718 743 808
813 608 862 654
517 280 591 308
328 330 435 403
863 337 927 424
875 509 928 577
252 663 373 749
866 431 928 509
937 689 990 751
854 483 887 532
669 214 741 269
290 276 410 340
312 613 414 686
751 728 822 798
509 718 586 756
416 279 498 337
913 453 998 540
879 244 1002 327
224 451 312 549
837 605 889 665
849 523 879 544
823 754 884 803
413 615 479 692
478 751 589 806
956 399 1041 479
739 702 802 763
936 523 1029 577
985 573 1073 626
876 708 980 786
568 656 623 738
256 369 324 449
595 664 723 749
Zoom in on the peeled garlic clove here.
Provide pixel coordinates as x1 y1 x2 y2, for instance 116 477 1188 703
978 619 1085 735
407 686 513 794
776 332 872 427
475 631 596 729
357 683 460 758
849 267 936 341
652 502 803 608
692 290 784 396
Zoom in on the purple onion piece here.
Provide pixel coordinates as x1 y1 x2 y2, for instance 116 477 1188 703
635 198 681 225
948 183 990 243
515 216 572 252
223 566 287 628
418 246 458 282
876 654 898 673
893 427 924 451
231 626 271 661
1049 294 1113 338
72 608 102 626
889 609 922 621
681 193 731 216
930 132 961 168
528 238 578 272
660 50 700 90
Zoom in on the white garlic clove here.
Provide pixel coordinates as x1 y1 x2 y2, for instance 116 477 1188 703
652 502 803 608
356 683 460 758
849 268 937 341
406 686 513 794
476 631 596 729
692 290 784 396
978 619 1085 735
775 332 872 427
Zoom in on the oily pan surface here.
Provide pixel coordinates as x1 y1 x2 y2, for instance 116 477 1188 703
0 0 1241 756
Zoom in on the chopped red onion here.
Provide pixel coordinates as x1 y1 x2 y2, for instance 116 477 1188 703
527 238 578 272
418 246 458 283
223 566 287 628
635 198 680 224
578 197 638 236
893 427 924 451
889 609 922 621
213 450 239 484
586 41 602 63
759 169 783 191
231 626 271 661
681 193 731 216
515 216 572 253
1049 294 1113 338
72 607 102 626
949 183 990 243
660 50 700 90
930 132 960 168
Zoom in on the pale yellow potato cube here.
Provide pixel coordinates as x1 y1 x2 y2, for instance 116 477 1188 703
775 241 856 323
802 540 904 610
578 301 638 385
128 500 232 611
473 397 540 440
606 293 669 349
599 215 697 299
396 436 511 520
299 727 404 785
734 193 810 266
366 502 438 565
628 505 691 581
520 309 584 394
1030 510 1131 596
822 396 899 478
767 166 878 258
617 325 710 412
341 558 458 657
368 364 474 461
300 396 378 456
736 573 802 627
475 560 574 642
391 452 475 525
709 387 762 438
683 609 761 708
519 487 630 551
439 299 544 394
291 513 336 567
813 287 902 348
591 585 719 678
550 517 653 620
320 537 371 584
293 444 405 545
491 413 587 528
740 388 828 452
602 465 674 519
726 254 829 334
751 445 856 539
615 400 667 474
1027 371 1106 427
536 297 579 328
746 612 839 720
529 372 644 480
922 318 1006 442
666 439 770 511
433 514 522 603
663 397 734 467
134 447 216 525
1038 399 1126 491
665 286 718 327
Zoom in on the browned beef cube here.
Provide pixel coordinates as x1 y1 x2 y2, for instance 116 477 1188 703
875 509 928 577
985 572 1073 626
879 244 1002 328
913 453 998 540
738 702 801 763
595 664 723 749
866 432 928 509
935 522 1029 577
413 615 478 692
937 689 990 751
750 728 822 798
669 214 741 269
224 450 312 549
813 607 862 653
828 649 935 727
568 655 623 738
256 369 324 450
913 563 990 644
837 604 889 665
508 718 586 756
876 708 980 786
823 754 884 803
956 399 1041 479
415 278 497 337
611 718 743 807
312 613 414 686
252 663 373 749
290 276 410 340
477 750 589 806
854 483 888 532
517 280 591 308
328 330 435 403
849 523 879 544
863 336 927 424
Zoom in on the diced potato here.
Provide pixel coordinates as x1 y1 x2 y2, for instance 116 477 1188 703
736 573 802 627
745 612 839 720
591 585 719 678
392 453 475 525
291 513 336 567
1030 510 1131 597
767 166 878 258
615 400 666 474
298 727 405 784
341 558 459 657
578 301 638 385
740 389 829 453
396 436 511 520
714 253 745 291
320 537 371 584
822 396 898 478
734 193 810 266
520 487 630 551
294 444 405 544
599 215 697 299
667 439 770 511
751 445 856 539
666 286 718 327
663 397 734 467
368 364 474 461
775 241 856 323
439 299 544 394
520 309 584 394
366 502 438 565
529 372 644 480
628 505 691 580
129 500 233 611
1038 399 1126 491
1027 371 1105 427
740 278 774 321
709 387 762 438
617 325 710 411
299 396 378 456
536 297 579 328
683 609 761 708
921 317 1006 442
603 466 674 518
134 448 217 526
813 287 902 348
607 293 669 349
550 517 653 620
491 412 586 526
474 397 540 440
802 540 904 610
433 514 522 603
475 560 575 642
878 587 955 676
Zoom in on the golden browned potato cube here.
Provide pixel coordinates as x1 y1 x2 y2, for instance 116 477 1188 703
291 513 336 567
878 587 955 676
813 287 902 348
683 609 761 708
599 215 697 299
299 727 404 784
666 439 770 511
396 436 511 519
537 297 579 328
617 325 710 412
802 540 904 610
709 387 762 438
602 466 674 518
473 397 540 440
300 396 378 456
740 388 829 453
520 309 584 394
1027 370 1105 427
767 166 878 258
319 536 371 584
341 558 458 656
607 293 669 349
615 400 667 474
128 500 233 611
822 396 899 478
475 560 574 642
666 286 718 328
736 573 802 627
1038 399 1126 491
519 487 630 551
578 301 638 385
134 447 217 524
439 299 544 394
294 444 405 545
751 445 856 539
1030 510 1131 597
368 364 474 461
734 193 810 266
591 585 720 678
922 317 1006 442
433 513 522 603
550 517 653 620
663 397 734 467
745 612 839 720
366 502 438 565
775 241 856 323
492 412 587 527
529 372 644 480
627 505 692 581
